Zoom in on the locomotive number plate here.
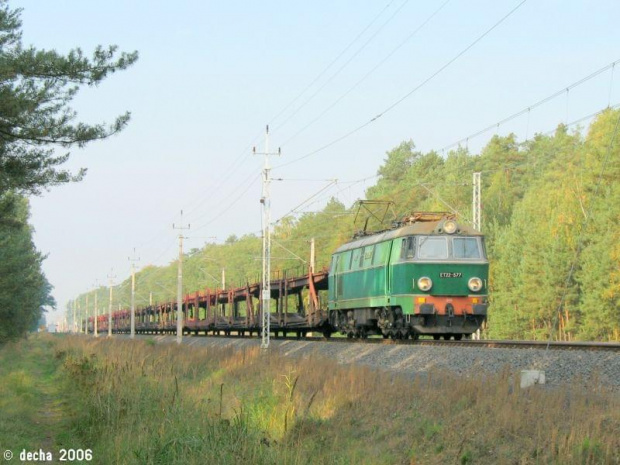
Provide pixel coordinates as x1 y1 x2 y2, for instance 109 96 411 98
439 272 462 278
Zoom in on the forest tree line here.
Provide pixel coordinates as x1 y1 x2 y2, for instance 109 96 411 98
78 109 620 342
0 0 137 341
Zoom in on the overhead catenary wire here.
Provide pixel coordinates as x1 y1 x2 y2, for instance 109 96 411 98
275 0 529 170
272 0 411 134
268 0 399 128
440 58 620 153
175 1 404 225
279 0 452 148
106 0 470 279
156 1 441 238
190 172 262 233
89 101 618 301
80 1 620 310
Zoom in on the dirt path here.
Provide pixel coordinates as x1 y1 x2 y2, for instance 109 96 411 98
0 335 73 463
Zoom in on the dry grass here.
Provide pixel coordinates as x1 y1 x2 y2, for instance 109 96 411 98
49 335 620 464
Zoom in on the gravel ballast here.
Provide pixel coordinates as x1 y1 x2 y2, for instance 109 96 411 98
124 335 620 390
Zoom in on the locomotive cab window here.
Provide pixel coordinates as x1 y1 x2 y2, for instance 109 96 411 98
400 236 415 260
418 236 448 259
452 237 482 259
350 248 362 270
362 245 375 268
373 241 389 266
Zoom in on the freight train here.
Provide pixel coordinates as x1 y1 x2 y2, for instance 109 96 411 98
85 212 488 340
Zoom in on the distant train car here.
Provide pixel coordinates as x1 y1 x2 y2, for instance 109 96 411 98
327 212 488 339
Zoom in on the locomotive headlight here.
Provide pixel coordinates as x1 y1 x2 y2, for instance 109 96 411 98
468 277 483 292
443 220 458 234
417 277 433 291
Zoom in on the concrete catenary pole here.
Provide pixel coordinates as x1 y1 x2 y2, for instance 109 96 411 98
129 249 140 339
107 272 116 337
310 238 315 274
93 284 98 337
173 212 190 344
71 300 76 333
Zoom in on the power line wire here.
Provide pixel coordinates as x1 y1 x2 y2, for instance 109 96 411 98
273 0 410 134
268 0 398 127
275 0 529 170
440 58 620 153
280 0 452 147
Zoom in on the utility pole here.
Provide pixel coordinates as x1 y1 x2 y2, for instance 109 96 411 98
310 238 315 274
253 125 281 349
129 248 140 339
472 172 481 231
85 293 89 335
149 292 153 325
221 268 226 290
472 171 482 341
71 300 76 333
107 272 116 337
173 212 190 345
93 282 99 337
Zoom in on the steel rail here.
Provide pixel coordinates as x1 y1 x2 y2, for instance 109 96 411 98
130 332 620 352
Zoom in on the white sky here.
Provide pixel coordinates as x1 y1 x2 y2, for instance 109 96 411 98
12 0 620 327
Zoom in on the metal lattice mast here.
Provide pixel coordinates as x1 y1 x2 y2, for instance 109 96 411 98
473 172 481 231
473 171 482 341
253 125 280 349
173 212 190 345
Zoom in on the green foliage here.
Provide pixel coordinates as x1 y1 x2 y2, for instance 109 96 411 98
75 110 620 341
0 0 138 195
0 191 54 341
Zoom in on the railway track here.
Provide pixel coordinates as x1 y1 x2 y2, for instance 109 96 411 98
133 332 620 352
105 333 620 390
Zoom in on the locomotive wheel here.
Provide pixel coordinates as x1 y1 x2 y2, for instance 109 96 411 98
443 335 451 340
454 334 463 341
433 335 441 340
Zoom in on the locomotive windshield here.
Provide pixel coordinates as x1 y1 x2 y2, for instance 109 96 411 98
406 235 485 261
452 237 482 259
418 237 448 259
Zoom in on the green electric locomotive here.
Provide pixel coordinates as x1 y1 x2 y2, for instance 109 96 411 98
327 212 488 339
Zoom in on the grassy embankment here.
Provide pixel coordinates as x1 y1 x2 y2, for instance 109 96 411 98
0 335 81 455
1 334 619 464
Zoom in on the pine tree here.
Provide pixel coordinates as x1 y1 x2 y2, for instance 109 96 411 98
0 0 138 195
